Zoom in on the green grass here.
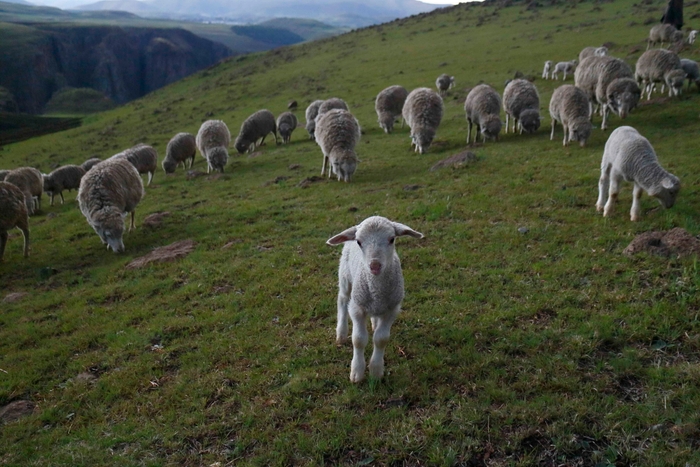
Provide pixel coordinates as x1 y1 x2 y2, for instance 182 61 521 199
2 0 700 465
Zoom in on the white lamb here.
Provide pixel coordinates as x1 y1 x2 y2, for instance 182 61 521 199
689 30 698 45
542 60 553 79
327 216 424 383
552 60 577 80
596 126 680 221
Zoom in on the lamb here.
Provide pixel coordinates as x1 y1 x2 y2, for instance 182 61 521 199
435 74 455 96
4 167 43 215
315 98 350 125
680 58 700 91
305 100 325 140
549 85 592 147
81 157 102 172
111 144 158 186
326 216 424 383
315 109 361 182
542 60 553 79
594 57 640 130
0 170 9 181
647 23 684 50
78 158 144 253
196 120 231 173
596 126 680 221
43 164 86 205
579 46 608 62
401 87 443 154
162 132 196 173
0 181 29 260
276 111 298 144
552 60 577 80
689 30 698 45
503 79 541 134
635 48 686 99
375 85 408 134
234 109 278 154
464 84 502 143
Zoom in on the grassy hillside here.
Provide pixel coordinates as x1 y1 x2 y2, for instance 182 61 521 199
3 0 700 465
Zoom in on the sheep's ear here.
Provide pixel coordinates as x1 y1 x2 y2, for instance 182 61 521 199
392 222 424 239
327 226 357 245
662 177 678 189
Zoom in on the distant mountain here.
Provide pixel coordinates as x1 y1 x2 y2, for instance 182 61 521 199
72 0 160 14
2 0 32 4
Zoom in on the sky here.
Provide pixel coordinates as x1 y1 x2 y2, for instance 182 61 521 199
421 0 481 4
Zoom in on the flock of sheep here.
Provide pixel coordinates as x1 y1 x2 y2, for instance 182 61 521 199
0 23 695 382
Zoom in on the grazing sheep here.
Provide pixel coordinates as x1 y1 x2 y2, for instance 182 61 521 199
276 111 298 144
680 58 700 91
594 58 640 130
647 23 684 50
4 167 43 215
542 60 553 79
162 132 196 173
111 144 158 186
81 157 102 172
375 85 408 134
549 85 592 147
552 60 577 80
689 30 698 45
575 55 611 116
435 74 455 96
402 87 444 154
326 216 424 383
43 165 86 206
78 158 144 253
234 109 278 154
635 48 686 99
315 98 350 126
503 79 541 135
464 84 502 143
0 181 29 260
196 120 231 173
315 109 361 182
579 46 608 62
305 100 325 140
0 170 9 181
596 126 680 221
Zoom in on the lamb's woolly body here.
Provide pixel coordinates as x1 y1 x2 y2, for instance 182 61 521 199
234 109 278 154
594 58 639 129
5 167 43 215
196 119 231 173
276 112 298 144
402 87 443 154
596 126 680 221
635 48 685 98
315 109 361 182
305 100 324 140
549 85 592 147
579 46 608 62
552 60 577 80
0 181 29 260
163 132 197 173
375 85 409 134
81 157 102 172
503 79 541 134
435 74 455 96
111 144 158 186
680 58 700 91
43 165 86 205
648 23 683 49
542 60 553 79
464 84 502 143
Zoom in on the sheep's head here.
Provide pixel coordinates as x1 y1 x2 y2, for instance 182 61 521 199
207 147 229 172
331 150 358 183
91 206 126 253
413 127 436 154
569 119 592 147
42 176 56 194
481 115 502 141
279 124 293 141
234 136 251 154
651 175 681 209
326 216 424 276
595 46 608 57
519 109 541 134
665 69 686 97
378 113 395 134
608 79 641 118
162 158 177 174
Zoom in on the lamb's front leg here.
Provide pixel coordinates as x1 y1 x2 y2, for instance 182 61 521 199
336 276 351 344
596 164 610 212
368 308 398 380
630 183 643 221
603 172 621 217
349 303 368 383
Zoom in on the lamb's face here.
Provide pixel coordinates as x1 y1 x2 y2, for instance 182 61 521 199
354 222 398 276
652 176 681 209
519 110 541 134
208 147 229 172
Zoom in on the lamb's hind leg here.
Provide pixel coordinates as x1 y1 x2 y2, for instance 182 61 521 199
603 171 621 217
368 308 399 380
336 276 351 344
349 303 368 383
596 163 611 212
630 183 644 221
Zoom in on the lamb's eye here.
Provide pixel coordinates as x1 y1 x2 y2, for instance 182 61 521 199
356 240 362 248
389 237 395 245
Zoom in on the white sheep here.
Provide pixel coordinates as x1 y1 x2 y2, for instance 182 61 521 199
81 157 102 172
4 167 43 215
635 48 686 99
464 84 502 143
435 74 455 96
43 164 86 205
647 23 683 50
579 46 608 62
315 98 350 127
0 181 30 261
549 85 592 147
234 109 278 154
276 111 298 144
315 109 361 182
503 79 540 135
305 100 325 140
689 30 698 45
326 216 424 383
162 132 197 173
596 126 680 221
402 87 443 154
680 58 700 91
542 60 553 79
552 60 577 80
375 85 408 134
196 120 231 173
111 144 158 186
594 57 639 130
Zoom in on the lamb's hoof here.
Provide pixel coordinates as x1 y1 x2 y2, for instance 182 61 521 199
350 370 365 383
336 336 349 345
596 205 604 212
630 215 640 222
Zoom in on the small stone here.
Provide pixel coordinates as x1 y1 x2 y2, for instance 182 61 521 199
518 227 529 234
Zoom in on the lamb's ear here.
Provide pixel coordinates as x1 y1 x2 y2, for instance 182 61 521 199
392 222 424 239
327 226 357 245
662 177 678 189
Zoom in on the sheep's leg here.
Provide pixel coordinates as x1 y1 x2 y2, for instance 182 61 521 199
562 124 568 147
474 124 481 144
550 119 556 141
630 183 644 221
368 308 398 380
60 192 65 204
513 117 518 134
259 135 266 147
322 154 328 176
601 105 609 131
661 83 666 95
0 231 7 261
349 304 368 383
466 121 472 145
147 171 153 186
17 218 29 258
49 193 54 206
603 172 621 217
505 114 509 134
336 276 351 344
130 211 136 231
596 164 611 212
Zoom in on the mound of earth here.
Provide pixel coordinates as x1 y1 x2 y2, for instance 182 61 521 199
430 151 478 171
0 400 35 424
126 240 196 269
623 228 700 258
143 211 171 228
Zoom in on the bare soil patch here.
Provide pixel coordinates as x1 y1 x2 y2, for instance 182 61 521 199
623 228 700 258
126 240 197 269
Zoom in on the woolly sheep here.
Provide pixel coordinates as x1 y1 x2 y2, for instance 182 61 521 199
647 23 683 50
78 158 144 253
689 30 698 45
464 84 502 143
635 48 685 99
596 126 680 221
196 119 231 173
503 79 541 135
552 60 577 80
549 85 592 147
276 112 298 144
111 144 158 186
234 109 278 154
401 87 444 154
315 109 361 182
594 58 640 130
162 132 196 173
542 60 553 79
326 216 424 383
575 55 611 116
0 181 29 260
81 157 102 172
680 58 700 91
0 170 9 181
375 85 408 134
579 46 608 62
305 100 324 140
315 98 350 126
5 167 43 215
43 165 86 206
435 74 455 96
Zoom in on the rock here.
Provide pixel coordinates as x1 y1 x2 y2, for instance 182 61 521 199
624 228 700 258
403 184 422 191
518 227 529 234
143 211 171 228
3 292 28 303
0 400 35 423
430 151 478 171
126 240 196 269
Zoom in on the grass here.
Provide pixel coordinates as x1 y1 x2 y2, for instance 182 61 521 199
2 0 700 465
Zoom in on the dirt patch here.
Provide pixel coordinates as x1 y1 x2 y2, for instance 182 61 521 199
0 400 35 423
126 240 197 269
3 292 28 303
623 228 700 258
143 211 171 228
186 170 207 180
430 151 478 171
264 176 289 186
297 176 325 188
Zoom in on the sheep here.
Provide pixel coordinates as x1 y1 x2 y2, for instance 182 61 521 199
234 109 278 154
315 109 361 182
375 85 408 134
635 48 686 99
81 157 102 172
276 111 298 144
435 74 455 96
594 58 640 130
196 119 231 173
552 60 577 80
305 100 324 140
647 23 684 50
111 144 158 186
43 165 86 206
579 46 609 62
315 98 350 126
0 170 9 181
4 167 43 215
401 87 443 154
162 132 196 173
549 85 592 147
542 60 553 79
464 84 502 143
596 126 680 221
575 55 611 116
78 158 144 253
326 216 424 383
680 58 700 91
689 30 698 45
503 79 541 135
0 181 29 261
